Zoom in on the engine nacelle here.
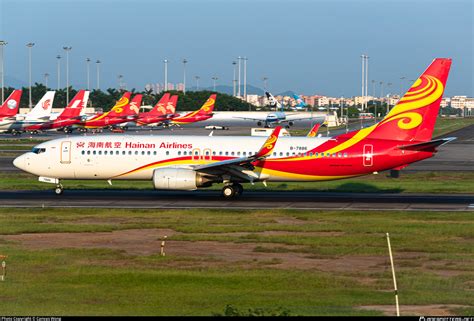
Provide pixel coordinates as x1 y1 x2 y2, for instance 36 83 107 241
152 168 211 190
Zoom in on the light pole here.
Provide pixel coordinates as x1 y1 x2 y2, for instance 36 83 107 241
361 54 365 111
237 56 241 97
232 61 237 96
212 76 218 92
0 40 7 104
118 74 123 90
163 59 168 92
86 58 91 90
262 77 268 93
386 82 392 114
96 60 101 90
195 76 200 91
56 55 61 90
399 76 406 99
182 58 187 94
44 73 49 88
63 46 72 104
372 79 376 98
26 42 35 110
365 55 369 111
243 56 248 100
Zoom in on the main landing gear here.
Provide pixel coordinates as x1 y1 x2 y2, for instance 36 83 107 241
54 183 64 195
221 183 243 198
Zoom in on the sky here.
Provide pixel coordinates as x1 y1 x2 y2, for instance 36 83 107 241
0 0 473 97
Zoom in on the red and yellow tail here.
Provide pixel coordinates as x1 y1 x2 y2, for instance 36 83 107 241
369 58 452 142
127 94 143 115
150 93 170 116
107 92 132 116
167 95 178 114
196 94 216 116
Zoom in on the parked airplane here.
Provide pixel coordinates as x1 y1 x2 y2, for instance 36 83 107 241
233 91 320 127
76 92 141 131
0 90 22 122
170 94 216 125
136 93 178 127
24 90 90 133
292 94 307 111
0 91 56 134
14 58 453 198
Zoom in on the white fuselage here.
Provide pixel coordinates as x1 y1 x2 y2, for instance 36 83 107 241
14 135 330 181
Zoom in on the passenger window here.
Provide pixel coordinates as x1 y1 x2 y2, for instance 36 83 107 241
87 150 91 155
81 150 85 155
338 152 342 157
344 152 348 157
104 151 108 155
135 151 138 155
178 151 181 156
183 151 187 156
128 151 132 155
153 151 157 155
147 151 151 155
141 151 145 155
98 151 102 155
225 151 229 156
166 151 169 155
279 152 283 156
93 151 96 155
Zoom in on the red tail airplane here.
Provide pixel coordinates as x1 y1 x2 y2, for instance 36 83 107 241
77 92 142 130
13 59 454 198
0 90 22 120
25 90 90 133
136 93 179 126
170 94 216 124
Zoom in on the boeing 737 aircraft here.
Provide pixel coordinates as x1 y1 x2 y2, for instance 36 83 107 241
14 59 453 198
170 94 216 125
24 90 90 133
135 93 179 127
0 91 56 134
76 92 141 131
234 92 320 127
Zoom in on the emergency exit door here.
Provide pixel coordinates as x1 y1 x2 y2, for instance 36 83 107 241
363 144 373 167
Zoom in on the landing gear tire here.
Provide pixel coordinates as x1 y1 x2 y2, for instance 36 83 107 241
54 185 64 195
233 183 243 196
222 185 236 198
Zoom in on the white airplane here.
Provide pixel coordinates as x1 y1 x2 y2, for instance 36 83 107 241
12 59 454 199
0 91 56 134
233 91 321 127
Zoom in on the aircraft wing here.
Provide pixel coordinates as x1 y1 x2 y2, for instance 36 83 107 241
193 126 281 178
232 116 267 122
278 116 324 123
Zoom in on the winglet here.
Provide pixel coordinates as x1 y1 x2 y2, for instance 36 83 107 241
255 126 281 159
307 123 320 137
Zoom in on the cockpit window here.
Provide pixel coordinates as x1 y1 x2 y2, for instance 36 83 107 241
31 147 46 154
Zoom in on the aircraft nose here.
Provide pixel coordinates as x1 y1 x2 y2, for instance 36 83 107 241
13 154 27 172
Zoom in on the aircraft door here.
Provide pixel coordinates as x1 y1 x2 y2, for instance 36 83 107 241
363 144 373 167
60 141 72 164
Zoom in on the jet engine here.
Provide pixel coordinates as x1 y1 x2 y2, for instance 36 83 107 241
152 168 212 190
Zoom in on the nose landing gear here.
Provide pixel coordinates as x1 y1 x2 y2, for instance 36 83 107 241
54 184 64 195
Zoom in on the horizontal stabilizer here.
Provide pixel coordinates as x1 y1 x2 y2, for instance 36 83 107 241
398 137 456 152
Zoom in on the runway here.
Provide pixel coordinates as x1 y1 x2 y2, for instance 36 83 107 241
0 189 472 211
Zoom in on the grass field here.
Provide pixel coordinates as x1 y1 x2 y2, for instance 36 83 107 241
0 208 472 316
0 171 473 194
